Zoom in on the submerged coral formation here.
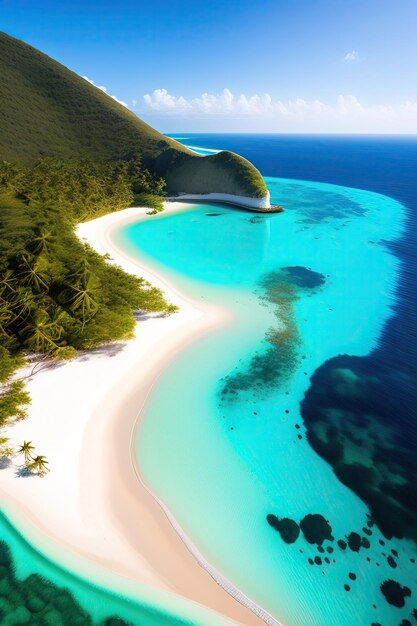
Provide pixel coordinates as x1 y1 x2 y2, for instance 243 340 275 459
266 515 300 544
220 266 325 401
300 354 417 542
0 541 132 626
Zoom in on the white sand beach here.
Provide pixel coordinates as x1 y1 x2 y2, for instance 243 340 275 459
0 203 281 626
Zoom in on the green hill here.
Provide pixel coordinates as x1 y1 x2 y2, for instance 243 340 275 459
0 32 268 202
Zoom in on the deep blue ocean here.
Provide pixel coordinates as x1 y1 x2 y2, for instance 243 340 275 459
1 134 416 626
149 133 417 625
168 134 417 471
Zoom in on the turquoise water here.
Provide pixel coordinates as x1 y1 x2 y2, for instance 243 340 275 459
115 177 417 626
0 509 212 625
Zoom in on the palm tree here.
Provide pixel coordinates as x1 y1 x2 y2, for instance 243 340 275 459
0 269 16 298
18 440 35 464
31 229 55 256
0 161 24 193
22 308 64 353
68 257 91 284
0 437 14 458
62 270 99 328
0 297 16 339
10 287 36 321
28 455 49 476
18 253 50 293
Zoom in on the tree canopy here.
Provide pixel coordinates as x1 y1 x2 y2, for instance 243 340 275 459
0 158 174 430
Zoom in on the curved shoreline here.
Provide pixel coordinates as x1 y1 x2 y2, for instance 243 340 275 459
100 204 283 626
0 203 283 626
104 209 283 626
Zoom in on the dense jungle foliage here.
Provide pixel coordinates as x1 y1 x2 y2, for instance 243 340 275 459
0 158 173 434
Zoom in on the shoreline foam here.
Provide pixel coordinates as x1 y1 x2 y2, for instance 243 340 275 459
168 191 272 211
0 202 282 626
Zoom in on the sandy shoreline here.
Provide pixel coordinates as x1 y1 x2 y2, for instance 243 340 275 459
0 203 281 626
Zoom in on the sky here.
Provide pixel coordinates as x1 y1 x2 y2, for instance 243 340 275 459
1 0 417 133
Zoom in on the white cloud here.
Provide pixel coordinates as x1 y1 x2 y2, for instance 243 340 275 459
142 88 273 116
138 87 417 133
344 50 359 62
82 76 127 107
143 88 191 113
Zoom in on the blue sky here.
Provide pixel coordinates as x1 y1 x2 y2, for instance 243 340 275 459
1 0 417 133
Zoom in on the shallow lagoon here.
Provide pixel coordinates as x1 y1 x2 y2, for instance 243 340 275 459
116 176 417 626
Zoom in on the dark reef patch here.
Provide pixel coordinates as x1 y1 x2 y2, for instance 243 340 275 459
300 354 417 542
221 266 325 402
284 184 365 224
299 514 333 545
281 266 326 289
387 555 397 569
380 580 412 608
248 215 265 224
266 514 300 544
267 512 333 547
346 532 362 552
0 541 133 625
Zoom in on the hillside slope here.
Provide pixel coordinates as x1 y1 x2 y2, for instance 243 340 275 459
0 32 268 205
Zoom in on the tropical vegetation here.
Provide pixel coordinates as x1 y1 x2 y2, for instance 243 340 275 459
0 540 135 625
18 440 35 464
0 31 267 200
0 157 175 437
0 29 267 449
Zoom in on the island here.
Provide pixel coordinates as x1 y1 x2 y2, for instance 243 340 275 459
0 32 275 212
0 30 280 626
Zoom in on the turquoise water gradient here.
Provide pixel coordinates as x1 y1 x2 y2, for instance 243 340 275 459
115 177 417 626
0 508 226 625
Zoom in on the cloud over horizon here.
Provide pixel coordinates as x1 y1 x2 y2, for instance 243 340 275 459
82 76 127 107
139 88 417 133
142 88 274 116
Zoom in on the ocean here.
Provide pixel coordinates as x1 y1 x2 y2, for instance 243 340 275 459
1 134 416 626
117 134 417 626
